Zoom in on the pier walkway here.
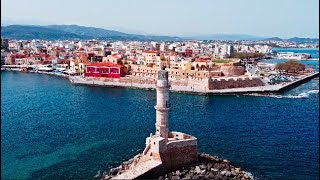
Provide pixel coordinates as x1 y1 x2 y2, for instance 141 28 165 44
111 160 162 179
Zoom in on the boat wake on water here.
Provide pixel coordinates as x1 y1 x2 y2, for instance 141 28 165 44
277 90 319 99
248 89 319 99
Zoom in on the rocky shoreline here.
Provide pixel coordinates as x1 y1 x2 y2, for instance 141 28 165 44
95 153 254 180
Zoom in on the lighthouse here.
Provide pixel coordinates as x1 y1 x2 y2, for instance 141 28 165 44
155 65 170 141
112 67 198 179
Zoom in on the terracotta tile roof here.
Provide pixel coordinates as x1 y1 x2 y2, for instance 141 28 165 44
10 54 27 58
82 62 91 65
145 50 159 53
112 54 121 59
195 58 208 62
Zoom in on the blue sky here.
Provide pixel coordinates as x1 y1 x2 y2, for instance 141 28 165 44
1 0 319 38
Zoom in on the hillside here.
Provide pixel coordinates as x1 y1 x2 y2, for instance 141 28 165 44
46 25 129 38
262 36 319 44
287 37 319 44
262 37 284 41
1 25 183 41
183 34 266 41
1 25 86 40
1 25 318 42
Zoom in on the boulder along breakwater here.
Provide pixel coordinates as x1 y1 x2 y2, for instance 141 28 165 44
96 153 254 180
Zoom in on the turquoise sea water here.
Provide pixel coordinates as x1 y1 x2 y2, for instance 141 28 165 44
1 49 319 180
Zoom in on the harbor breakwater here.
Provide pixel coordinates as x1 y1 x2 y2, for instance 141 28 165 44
96 153 254 180
1 68 319 95
69 73 319 95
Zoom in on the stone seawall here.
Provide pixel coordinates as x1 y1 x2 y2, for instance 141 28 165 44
277 72 319 93
69 72 319 95
4 69 318 96
208 77 264 90
97 153 254 180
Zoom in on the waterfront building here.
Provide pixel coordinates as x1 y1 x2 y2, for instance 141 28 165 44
125 58 138 65
85 62 124 78
193 58 209 71
143 50 160 64
69 59 79 73
6 54 28 65
29 54 45 64
102 54 122 64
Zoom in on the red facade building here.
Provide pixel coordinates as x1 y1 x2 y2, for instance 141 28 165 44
85 62 124 78
185 49 193 57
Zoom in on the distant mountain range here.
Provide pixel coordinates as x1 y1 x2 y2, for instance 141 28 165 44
1 24 319 43
262 37 319 43
184 35 319 43
286 37 319 44
1 25 183 41
183 34 266 41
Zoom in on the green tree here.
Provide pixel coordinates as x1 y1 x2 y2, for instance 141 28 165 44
275 60 305 73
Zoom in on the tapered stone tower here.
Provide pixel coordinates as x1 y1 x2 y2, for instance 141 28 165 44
112 67 198 179
144 66 198 170
155 66 170 141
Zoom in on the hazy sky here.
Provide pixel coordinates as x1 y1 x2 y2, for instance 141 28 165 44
1 0 319 38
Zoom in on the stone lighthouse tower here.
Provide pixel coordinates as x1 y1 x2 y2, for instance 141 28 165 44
144 66 198 170
112 67 198 179
155 66 170 141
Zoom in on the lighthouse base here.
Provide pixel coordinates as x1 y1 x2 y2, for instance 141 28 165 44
110 131 198 179
147 131 198 171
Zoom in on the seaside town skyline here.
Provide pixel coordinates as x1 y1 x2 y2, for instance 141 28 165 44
1 0 319 180
1 0 319 38
1 37 318 92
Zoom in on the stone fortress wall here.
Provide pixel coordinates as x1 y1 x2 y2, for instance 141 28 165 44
208 77 264 90
84 75 265 91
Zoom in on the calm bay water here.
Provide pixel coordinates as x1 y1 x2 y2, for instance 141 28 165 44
1 49 319 180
